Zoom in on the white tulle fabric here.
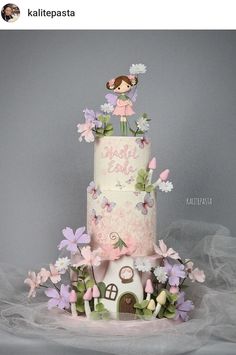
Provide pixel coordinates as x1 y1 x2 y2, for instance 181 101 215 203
0 220 236 355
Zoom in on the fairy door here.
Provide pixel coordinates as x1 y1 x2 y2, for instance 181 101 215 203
118 293 136 319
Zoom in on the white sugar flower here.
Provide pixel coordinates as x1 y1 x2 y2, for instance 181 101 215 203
100 103 114 114
55 257 71 273
154 266 168 283
134 257 151 272
129 63 147 75
136 116 149 132
159 181 174 193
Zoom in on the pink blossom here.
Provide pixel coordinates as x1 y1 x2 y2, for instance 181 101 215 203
152 240 180 260
73 246 102 267
77 121 95 143
24 271 42 298
185 261 205 283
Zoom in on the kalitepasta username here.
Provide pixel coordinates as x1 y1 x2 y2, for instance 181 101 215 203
28 9 76 18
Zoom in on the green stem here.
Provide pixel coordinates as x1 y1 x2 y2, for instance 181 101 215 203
91 266 97 285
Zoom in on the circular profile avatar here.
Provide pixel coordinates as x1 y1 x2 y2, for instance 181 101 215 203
1 3 20 23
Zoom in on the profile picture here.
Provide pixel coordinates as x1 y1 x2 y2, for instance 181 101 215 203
1 3 20 23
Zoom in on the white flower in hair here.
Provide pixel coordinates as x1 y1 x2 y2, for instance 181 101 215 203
154 266 168 283
137 116 149 132
129 63 147 75
134 257 151 272
100 103 114 114
159 181 174 193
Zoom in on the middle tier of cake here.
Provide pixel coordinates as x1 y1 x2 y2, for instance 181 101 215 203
87 189 156 257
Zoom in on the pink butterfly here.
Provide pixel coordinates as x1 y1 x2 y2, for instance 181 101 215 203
87 181 101 199
101 196 116 212
126 176 135 184
91 209 102 225
135 136 149 149
136 193 154 215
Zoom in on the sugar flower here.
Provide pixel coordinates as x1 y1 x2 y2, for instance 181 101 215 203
38 268 50 283
136 116 149 132
185 260 205 283
129 63 147 75
154 266 168 283
48 264 62 284
73 246 102 268
77 109 102 143
55 257 71 273
58 227 90 254
100 103 114 114
83 108 102 128
174 292 194 322
24 271 42 298
45 284 70 310
164 260 186 286
153 240 180 260
159 181 174 193
77 121 95 143
134 257 152 272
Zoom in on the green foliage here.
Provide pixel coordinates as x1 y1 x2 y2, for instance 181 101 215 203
135 169 154 193
156 290 177 319
113 237 127 250
96 115 114 137
90 302 110 320
97 282 106 298
134 299 153 320
73 266 95 314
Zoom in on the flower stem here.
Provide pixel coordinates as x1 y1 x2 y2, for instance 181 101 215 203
91 266 97 285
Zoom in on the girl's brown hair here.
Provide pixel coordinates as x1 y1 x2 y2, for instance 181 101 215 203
106 75 138 90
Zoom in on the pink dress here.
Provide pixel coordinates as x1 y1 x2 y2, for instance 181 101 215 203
113 96 135 117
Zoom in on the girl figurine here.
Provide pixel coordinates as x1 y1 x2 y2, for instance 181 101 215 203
106 75 138 135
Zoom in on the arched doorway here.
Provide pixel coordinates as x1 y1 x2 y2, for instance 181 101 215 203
118 292 137 320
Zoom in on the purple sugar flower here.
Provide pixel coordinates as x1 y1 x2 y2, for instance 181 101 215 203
45 284 70 310
164 260 186 286
58 227 91 253
83 108 102 128
174 292 194 322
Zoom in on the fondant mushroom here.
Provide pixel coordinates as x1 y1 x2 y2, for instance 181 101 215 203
92 284 100 307
147 299 155 311
69 290 78 317
83 287 92 318
148 157 157 184
152 290 167 318
153 169 170 188
145 279 154 300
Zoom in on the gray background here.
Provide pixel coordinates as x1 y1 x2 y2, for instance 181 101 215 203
0 31 236 270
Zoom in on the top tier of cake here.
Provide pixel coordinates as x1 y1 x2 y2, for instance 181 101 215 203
94 137 150 191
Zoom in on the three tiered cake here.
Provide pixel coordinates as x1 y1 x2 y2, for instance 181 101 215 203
24 64 205 322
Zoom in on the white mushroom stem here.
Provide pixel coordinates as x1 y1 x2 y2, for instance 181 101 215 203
146 293 151 301
84 300 91 317
148 169 154 184
153 290 167 319
152 178 162 188
83 288 92 318
152 303 162 318
70 303 77 317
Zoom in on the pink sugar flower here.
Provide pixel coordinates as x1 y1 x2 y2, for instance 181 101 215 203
152 240 180 260
73 246 102 267
185 260 205 283
24 271 42 298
